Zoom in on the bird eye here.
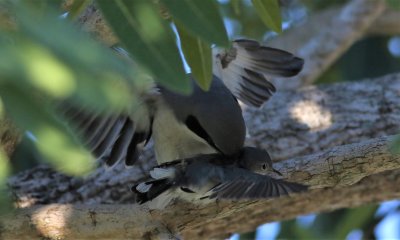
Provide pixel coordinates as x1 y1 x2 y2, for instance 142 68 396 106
262 164 267 170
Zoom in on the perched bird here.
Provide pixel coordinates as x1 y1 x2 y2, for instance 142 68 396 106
60 39 304 167
133 147 308 207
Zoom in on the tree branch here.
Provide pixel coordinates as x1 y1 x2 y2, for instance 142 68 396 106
268 7 400 54
367 8 400 35
2 135 400 239
269 0 386 90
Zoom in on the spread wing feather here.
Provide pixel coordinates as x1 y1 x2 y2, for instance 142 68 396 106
213 39 304 107
209 175 307 200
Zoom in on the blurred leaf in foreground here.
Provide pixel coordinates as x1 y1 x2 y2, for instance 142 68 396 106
11 1 147 113
386 0 400 10
0 84 94 176
252 0 282 33
176 23 212 91
0 149 12 214
162 0 229 47
97 0 191 94
0 1 154 175
67 0 91 20
332 205 378 239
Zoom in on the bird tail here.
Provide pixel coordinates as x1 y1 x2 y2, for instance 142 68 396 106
132 167 177 204
132 178 173 204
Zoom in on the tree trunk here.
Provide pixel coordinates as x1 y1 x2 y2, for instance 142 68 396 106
1 135 399 239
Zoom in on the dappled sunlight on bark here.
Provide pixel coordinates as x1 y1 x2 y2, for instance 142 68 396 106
289 99 332 131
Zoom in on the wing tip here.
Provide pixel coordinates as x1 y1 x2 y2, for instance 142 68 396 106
209 178 308 201
217 38 304 108
279 180 309 195
281 56 305 77
233 38 305 78
103 158 120 170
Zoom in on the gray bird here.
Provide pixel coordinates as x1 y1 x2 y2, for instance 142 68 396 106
60 39 304 167
133 147 307 207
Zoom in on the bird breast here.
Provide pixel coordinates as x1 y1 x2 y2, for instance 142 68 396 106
152 102 217 164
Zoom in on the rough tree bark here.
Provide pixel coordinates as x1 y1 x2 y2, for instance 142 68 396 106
1 136 399 239
2 73 400 239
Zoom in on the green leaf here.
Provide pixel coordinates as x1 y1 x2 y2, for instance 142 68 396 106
386 0 400 10
251 0 282 33
0 150 10 186
67 0 91 20
0 84 94 176
21 0 63 16
162 0 229 47
96 0 191 94
0 149 12 214
4 2 147 114
42 0 63 11
176 23 212 91
332 205 378 239
231 0 241 16
0 1 158 176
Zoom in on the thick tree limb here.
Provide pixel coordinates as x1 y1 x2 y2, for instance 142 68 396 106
185 167 400 238
1 135 400 239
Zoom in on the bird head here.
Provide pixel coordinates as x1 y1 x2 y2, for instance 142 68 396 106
238 147 282 176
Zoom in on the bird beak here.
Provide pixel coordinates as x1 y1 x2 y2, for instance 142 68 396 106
273 168 283 176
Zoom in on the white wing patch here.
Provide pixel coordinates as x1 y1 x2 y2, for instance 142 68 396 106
212 39 304 107
149 167 176 179
136 182 152 193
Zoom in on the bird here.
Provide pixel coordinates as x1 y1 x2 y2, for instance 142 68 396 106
133 146 308 207
59 39 304 167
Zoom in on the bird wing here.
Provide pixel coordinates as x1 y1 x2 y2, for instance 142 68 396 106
56 46 160 167
208 169 308 200
58 94 155 167
160 77 246 156
212 39 304 107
